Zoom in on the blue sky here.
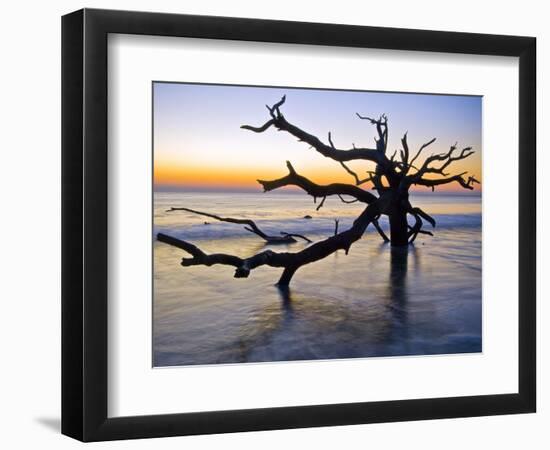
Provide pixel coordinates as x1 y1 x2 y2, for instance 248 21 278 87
154 82 482 191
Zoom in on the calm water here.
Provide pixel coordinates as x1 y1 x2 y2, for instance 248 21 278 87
153 191 482 367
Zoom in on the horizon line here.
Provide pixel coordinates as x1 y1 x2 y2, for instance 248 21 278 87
154 184 482 196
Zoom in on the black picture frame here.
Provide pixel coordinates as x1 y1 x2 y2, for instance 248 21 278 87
61 8 536 442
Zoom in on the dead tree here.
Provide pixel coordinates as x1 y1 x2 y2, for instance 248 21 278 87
166 207 312 244
158 96 479 285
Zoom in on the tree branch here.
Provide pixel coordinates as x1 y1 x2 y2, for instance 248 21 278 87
408 206 436 228
407 212 433 244
409 137 436 167
338 160 375 186
167 207 311 244
413 172 478 191
337 194 359 204
280 232 313 243
157 233 243 267
356 113 388 153
240 119 275 133
372 217 390 242
400 132 410 168
258 161 378 204
157 203 379 285
412 143 475 179
242 96 387 165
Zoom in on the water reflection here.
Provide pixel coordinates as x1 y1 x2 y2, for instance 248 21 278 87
388 245 409 325
154 229 482 366
381 245 421 353
276 285 293 311
214 246 426 363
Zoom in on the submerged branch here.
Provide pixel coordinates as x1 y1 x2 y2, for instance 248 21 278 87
280 232 313 243
408 213 433 244
167 207 311 244
158 203 379 285
372 217 390 242
408 206 436 228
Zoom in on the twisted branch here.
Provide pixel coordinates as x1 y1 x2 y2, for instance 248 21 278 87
412 143 475 179
167 207 311 243
258 161 378 204
158 203 379 285
356 113 388 153
242 96 387 165
413 172 478 191
409 137 436 167
372 217 390 242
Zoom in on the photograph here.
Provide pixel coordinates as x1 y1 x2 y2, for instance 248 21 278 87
153 83 483 367
0 1 542 447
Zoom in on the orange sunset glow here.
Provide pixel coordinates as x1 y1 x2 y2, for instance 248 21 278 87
154 160 481 193
153 83 482 194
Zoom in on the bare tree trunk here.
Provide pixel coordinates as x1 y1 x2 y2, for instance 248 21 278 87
389 208 409 247
278 266 298 286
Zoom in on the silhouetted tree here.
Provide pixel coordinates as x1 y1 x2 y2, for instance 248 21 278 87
158 96 479 286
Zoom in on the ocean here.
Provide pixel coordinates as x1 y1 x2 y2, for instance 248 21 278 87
153 190 482 367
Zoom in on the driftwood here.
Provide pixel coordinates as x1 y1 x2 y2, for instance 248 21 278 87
158 96 479 285
158 201 379 285
167 207 312 244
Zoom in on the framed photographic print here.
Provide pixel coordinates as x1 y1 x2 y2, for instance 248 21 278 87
62 8 536 441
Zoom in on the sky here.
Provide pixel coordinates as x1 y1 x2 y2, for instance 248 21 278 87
153 82 482 193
